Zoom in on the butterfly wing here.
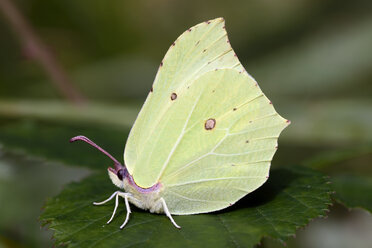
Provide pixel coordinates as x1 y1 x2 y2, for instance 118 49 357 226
159 69 288 214
124 19 289 215
124 18 246 188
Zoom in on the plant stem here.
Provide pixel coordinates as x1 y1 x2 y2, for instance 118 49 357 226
0 0 87 105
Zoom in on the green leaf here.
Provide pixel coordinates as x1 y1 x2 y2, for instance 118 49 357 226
303 145 372 214
41 166 331 247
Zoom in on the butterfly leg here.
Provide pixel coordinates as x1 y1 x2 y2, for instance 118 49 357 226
117 192 132 229
106 193 121 224
93 191 132 226
93 190 119 206
160 198 181 229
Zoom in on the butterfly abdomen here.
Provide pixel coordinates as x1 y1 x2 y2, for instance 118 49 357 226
124 178 165 213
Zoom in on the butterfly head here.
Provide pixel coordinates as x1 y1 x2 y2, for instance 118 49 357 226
107 164 128 189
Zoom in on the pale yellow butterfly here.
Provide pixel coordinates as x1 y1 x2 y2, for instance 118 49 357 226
70 17 289 229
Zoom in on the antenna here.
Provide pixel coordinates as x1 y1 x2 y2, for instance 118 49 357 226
70 135 122 170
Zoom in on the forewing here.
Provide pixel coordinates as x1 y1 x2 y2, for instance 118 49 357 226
124 18 246 187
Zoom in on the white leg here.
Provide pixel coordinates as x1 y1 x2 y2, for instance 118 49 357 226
118 192 132 229
106 193 119 224
160 198 181 229
93 191 132 228
93 191 118 205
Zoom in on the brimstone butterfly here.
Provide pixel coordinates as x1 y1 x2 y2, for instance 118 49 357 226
70 17 289 229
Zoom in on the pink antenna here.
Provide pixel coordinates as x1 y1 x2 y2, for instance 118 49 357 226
70 135 122 170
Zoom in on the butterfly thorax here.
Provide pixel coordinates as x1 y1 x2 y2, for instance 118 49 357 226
108 168 165 213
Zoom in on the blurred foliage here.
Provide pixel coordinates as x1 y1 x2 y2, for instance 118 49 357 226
0 0 371 247
332 175 372 212
0 118 128 170
1 0 372 102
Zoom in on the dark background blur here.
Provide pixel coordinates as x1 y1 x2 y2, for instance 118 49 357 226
0 0 371 247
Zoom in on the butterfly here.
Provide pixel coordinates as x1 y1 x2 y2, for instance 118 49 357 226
70 17 289 229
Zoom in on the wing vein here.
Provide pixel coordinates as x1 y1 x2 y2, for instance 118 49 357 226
188 46 232 80
163 130 229 181
167 189 226 203
156 93 202 182
229 116 284 135
211 147 274 156
177 33 227 83
167 176 265 187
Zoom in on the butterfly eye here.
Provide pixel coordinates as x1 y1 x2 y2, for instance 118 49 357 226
117 169 125 180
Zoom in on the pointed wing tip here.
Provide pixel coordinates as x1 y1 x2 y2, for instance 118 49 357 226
204 17 225 25
213 17 225 22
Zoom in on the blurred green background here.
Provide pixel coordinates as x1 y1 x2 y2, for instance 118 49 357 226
0 0 371 247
